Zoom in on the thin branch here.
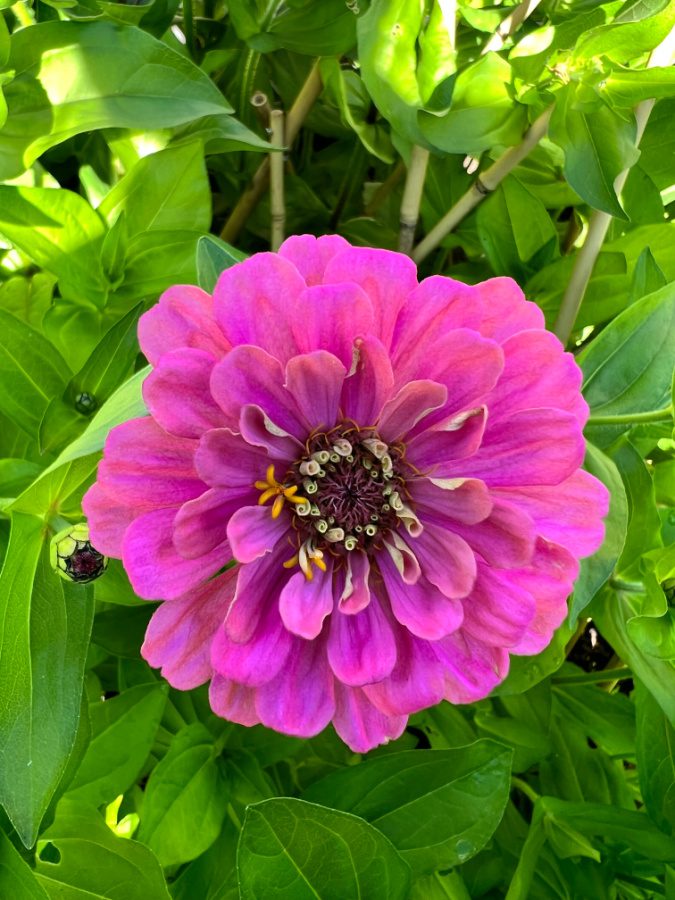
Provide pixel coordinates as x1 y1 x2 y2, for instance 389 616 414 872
220 61 322 244
483 0 543 54
269 110 285 251
364 161 406 217
182 0 197 60
587 406 673 426
412 106 553 263
553 30 675 343
398 146 430 253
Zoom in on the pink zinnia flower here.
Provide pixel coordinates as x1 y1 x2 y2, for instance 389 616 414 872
84 235 608 753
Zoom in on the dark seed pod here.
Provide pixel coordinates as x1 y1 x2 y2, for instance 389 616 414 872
75 392 97 415
50 523 108 584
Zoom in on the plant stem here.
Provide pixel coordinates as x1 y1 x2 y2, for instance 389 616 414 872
398 145 430 253
553 31 675 343
11 1 33 26
553 665 632 686
511 776 540 804
364 161 406 217
182 0 196 60
587 406 673 426
412 106 553 263
483 0 543 54
220 61 322 244
269 109 285 251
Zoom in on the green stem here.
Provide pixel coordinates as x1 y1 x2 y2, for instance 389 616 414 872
609 577 644 593
587 406 672 426
434 870 472 900
553 665 632 686
511 776 540 804
182 0 196 60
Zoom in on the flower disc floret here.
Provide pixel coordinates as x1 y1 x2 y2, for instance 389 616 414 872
84 234 609 753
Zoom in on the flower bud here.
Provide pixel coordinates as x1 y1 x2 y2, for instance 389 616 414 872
50 523 108 583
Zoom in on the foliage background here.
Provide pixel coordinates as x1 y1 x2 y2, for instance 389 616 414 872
0 0 674 897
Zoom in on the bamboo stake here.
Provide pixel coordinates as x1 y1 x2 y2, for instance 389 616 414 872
412 105 553 263
220 61 322 244
250 91 272 129
398 146 430 253
553 29 675 343
482 0 543 54
269 110 285 251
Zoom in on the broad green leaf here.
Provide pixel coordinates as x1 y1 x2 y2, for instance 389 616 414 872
196 235 247 292
266 0 356 55
553 680 636 758
67 682 167 807
303 742 512 874
94 559 144 607
573 3 675 62
9 455 98 518
629 246 667 303
91 604 154 657
0 21 231 179
35 800 170 899
99 142 211 238
0 514 94 847
41 366 149 478
549 85 639 219
612 439 662 575
0 828 49 899
39 303 143 454
0 308 71 439
0 273 55 330
171 817 239 900
172 114 272 155
581 282 675 447
115 230 201 302
0 186 108 307
237 798 411 900
0 459 42 498
570 444 628 623
635 680 675 834
139 724 229 866
604 66 675 107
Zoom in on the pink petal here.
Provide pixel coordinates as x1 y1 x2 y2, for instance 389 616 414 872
141 570 236 689
239 405 303 461
279 567 334 639
122 507 230 600
83 482 136 557
228 505 291 563
142 348 225 439
433 631 510 704
225 550 291 642
474 277 544 343
406 407 487 474
209 675 260 727
406 523 476 599
210 345 306 438
174 487 253 559
364 627 446 716
214 253 307 363
333 685 407 754
339 552 372 614
138 284 228 367
194 428 270 489
211 597 293 687
450 498 536 568
278 234 350 285
488 329 588 426
460 564 536 648
340 337 395 426
292 282 375 369
377 380 447 441
493 469 609 559
323 246 418 350
255 636 336 738
378 550 464 640
383 533 421 585
328 596 397 686
409 477 493 527
448 408 585 487
285 351 346 430
511 539 578 655
97 417 203 508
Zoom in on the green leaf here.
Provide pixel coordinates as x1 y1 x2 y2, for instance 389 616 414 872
553 680 636 758
0 514 94 847
549 85 639 219
612 438 662 575
138 724 229 867
303 742 512 874
0 273 55 331
237 798 411 900
0 308 71 439
67 682 168 808
629 246 667 303
266 0 357 55
0 21 231 179
635 679 675 835
99 141 212 238
196 234 247 292
39 303 143 454
0 186 108 307
603 66 675 107
9 455 98 518
91 604 154 657
114 230 201 302
172 114 272 155
0 828 49 899
573 3 675 62
35 800 170 899
40 367 149 478
171 817 239 900
581 282 675 447
570 444 628 622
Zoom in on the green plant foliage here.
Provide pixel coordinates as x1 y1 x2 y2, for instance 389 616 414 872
0 0 674 895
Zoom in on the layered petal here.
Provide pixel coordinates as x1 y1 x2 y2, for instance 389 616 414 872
278 233 350 285
279 565 335 639
327 596 397 686
227 505 290 563
143 348 225 439
333 685 407 753
138 284 228 366
209 675 260 727
341 337 395 426
174 487 253 559
83 482 137 558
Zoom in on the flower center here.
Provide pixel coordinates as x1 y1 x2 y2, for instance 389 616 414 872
256 424 421 579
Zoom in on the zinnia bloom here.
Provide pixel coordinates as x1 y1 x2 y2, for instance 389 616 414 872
84 235 608 752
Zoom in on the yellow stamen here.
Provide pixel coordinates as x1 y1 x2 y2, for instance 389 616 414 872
313 556 327 573
283 553 299 569
254 463 308 520
271 495 285 519
257 487 277 506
